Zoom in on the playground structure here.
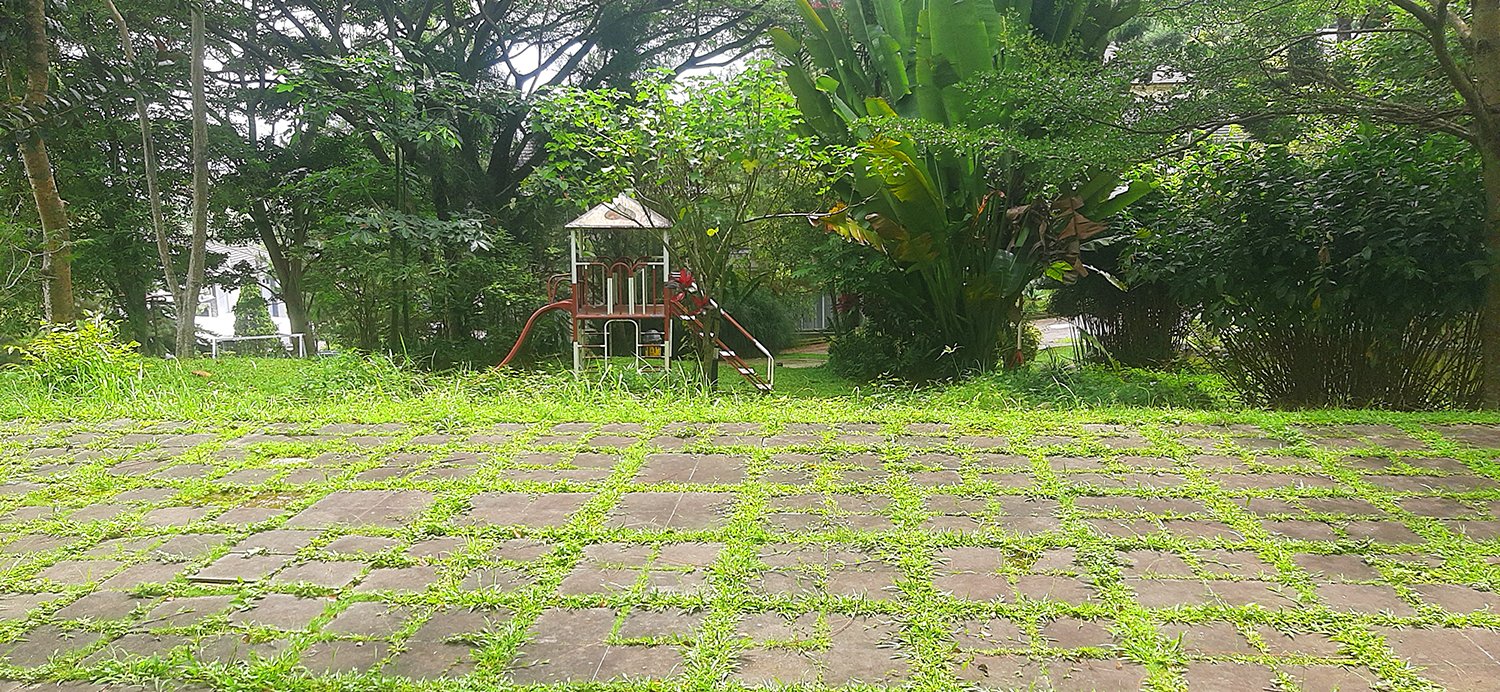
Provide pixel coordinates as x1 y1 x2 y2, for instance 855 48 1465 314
499 195 774 392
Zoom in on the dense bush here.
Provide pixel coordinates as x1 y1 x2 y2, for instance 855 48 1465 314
231 286 282 356
830 312 1041 382
1134 130 1486 409
719 288 799 357
3 317 142 395
1049 235 1188 368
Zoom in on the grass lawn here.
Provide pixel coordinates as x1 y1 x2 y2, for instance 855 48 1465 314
0 357 1498 690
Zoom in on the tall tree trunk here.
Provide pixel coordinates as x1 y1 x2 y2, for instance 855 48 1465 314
1475 0 1500 405
176 4 211 358
104 0 180 325
18 0 73 323
249 202 314 352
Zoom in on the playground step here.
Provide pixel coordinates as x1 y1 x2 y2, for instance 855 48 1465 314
670 295 772 393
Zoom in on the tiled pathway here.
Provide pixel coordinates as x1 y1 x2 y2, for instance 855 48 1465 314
0 420 1497 689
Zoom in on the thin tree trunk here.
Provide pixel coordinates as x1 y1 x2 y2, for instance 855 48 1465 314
103 0 180 324
176 4 211 358
1481 144 1500 406
18 0 73 323
249 202 314 351
1475 0 1500 405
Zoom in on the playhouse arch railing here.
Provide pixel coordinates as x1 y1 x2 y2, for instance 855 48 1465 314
575 257 669 316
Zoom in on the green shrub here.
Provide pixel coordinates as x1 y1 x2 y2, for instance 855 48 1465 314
719 288 799 356
831 314 1041 382
231 286 282 356
828 323 905 382
1133 130 1485 409
1049 275 1186 368
5 317 142 395
999 322 1042 368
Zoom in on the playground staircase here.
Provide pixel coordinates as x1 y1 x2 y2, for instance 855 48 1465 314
670 296 774 393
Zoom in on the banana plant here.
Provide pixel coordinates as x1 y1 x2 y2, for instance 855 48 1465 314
774 0 1152 374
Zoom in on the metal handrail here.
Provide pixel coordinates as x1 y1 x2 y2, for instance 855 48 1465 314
208 333 308 358
719 308 775 387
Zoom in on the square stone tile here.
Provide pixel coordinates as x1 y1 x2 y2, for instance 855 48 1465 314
189 553 291 584
151 533 231 559
1119 550 1195 578
1195 550 1273 578
287 490 435 528
54 590 149 621
1013 575 1093 604
357 566 439 593
0 592 62 620
736 648 819 686
606 492 735 530
1185 661 1279 690
229 594 327 630
274 560 366 588
1376 626 1500 689
953 618 1027 649
0 625 104 667
300 639 389 675
460 566 534 591
35 559 122 585
1130 579 1217 608
83 631 191 664
213 506 287 525
1317 583 1417 617
636 454 747 484
1412 583 1500 613
1293 553 1381 582
323 535 401 555
101 561 184 589
325 601 416 637
1343 520 1425 545
384 641 476 681
141 505 215 527
821 615 910 685
509 607 684 683
615 608 705 640
1158 622 1257 656
143 595 235 628
456 492 592 528
1039 617 1113 649
230 529 318 555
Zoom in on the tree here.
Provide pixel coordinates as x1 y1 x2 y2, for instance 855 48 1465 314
104 0 179 344
13 0 74 323
231 282 277 354
216 0 780 236
1132 0 1500 403
1299 0 1500 405
539 64 839 385
773 0 1153 378
177 2 210 358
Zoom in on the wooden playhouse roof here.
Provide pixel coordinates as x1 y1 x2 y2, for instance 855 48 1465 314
564 194 673 230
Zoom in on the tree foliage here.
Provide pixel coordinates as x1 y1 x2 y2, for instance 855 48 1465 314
1131 128 1486 408
773 0 1156 379
538 63 838 380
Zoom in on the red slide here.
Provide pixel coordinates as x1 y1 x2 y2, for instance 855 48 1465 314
497 300 575 368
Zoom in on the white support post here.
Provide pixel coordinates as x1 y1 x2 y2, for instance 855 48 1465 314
570 228 581 374
662 228 672 369
628 276 636 314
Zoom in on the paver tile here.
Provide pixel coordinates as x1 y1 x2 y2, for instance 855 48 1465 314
287 490 435 528
1376 627 1500 689
456 492 592 528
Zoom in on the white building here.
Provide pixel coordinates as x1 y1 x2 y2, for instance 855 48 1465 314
173 242 292 338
